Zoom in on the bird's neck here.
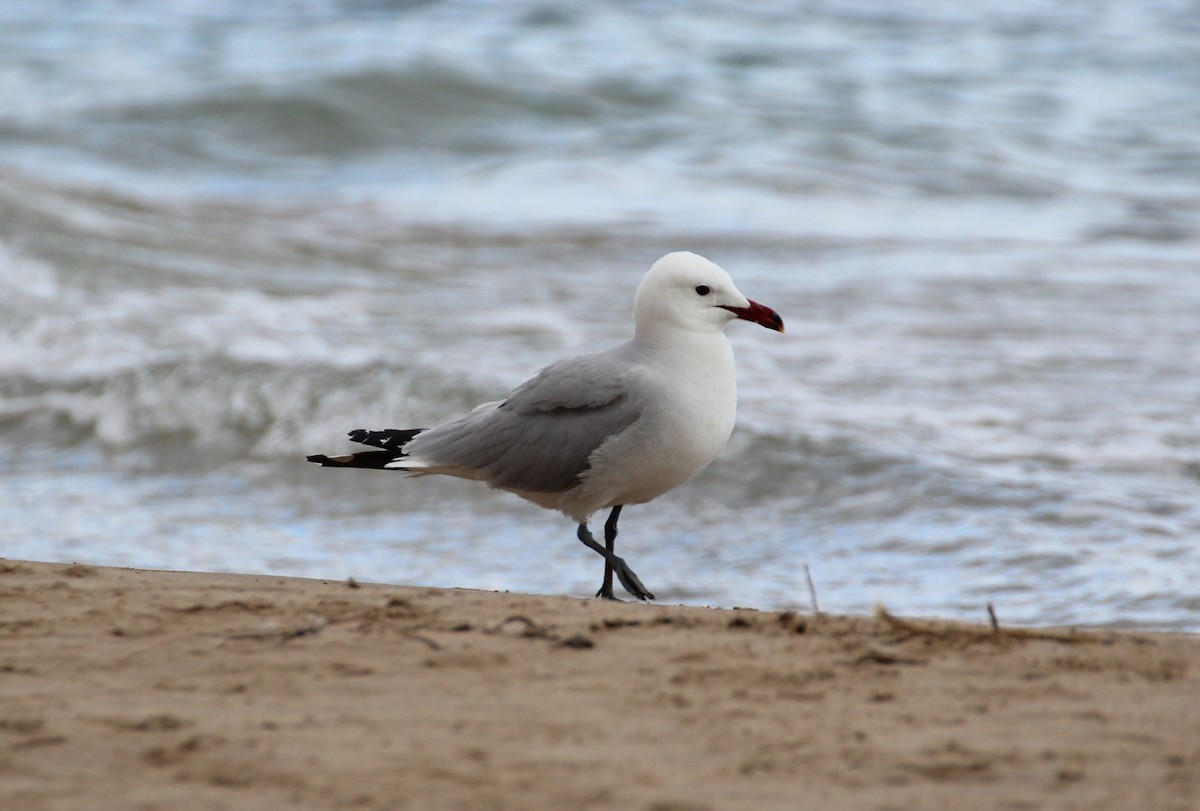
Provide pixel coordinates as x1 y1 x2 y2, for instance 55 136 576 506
634 322 729 353
632 326 736 376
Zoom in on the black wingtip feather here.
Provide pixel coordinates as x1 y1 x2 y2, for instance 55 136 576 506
347 428 424 451
306 450 401 469
308 428 424 469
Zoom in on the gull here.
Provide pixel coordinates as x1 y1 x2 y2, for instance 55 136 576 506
307 251 784 600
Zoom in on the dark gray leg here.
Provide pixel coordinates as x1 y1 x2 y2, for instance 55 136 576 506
596 505 622 599
575 507 653 601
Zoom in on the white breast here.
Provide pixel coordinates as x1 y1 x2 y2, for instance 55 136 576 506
561 334 738 521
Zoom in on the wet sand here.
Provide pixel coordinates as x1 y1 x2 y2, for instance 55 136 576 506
1 559 1196 810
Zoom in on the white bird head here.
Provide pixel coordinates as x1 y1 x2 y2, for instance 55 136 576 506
632 252 784 338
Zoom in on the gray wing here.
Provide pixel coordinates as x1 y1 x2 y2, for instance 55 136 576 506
405 349 643 493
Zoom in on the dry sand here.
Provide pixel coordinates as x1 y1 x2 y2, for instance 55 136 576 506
1 559 1197 810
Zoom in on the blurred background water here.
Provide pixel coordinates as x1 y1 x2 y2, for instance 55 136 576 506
2 0 1198 629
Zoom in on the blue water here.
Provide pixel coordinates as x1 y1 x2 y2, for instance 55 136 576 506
2 1 1199 630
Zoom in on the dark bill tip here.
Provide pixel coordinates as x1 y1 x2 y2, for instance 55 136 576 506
721 299 784 333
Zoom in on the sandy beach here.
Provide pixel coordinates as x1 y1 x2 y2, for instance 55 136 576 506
1 559 1196 810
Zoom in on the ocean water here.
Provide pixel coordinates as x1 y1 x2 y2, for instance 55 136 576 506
2 1 1198 630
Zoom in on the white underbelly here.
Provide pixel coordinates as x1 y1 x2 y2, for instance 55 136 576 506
563 361 738 519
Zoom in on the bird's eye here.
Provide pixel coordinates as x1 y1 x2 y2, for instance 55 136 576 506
694 285 711 296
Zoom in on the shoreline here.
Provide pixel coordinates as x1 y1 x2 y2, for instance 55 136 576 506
2 559 1197 810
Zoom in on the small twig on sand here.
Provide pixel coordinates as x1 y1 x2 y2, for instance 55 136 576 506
402 631 441 650
485 615 552 639
854 647 928 666
875 605 1090 644
804 564 821 616
228 614 328 644
483 615 594 649
987 602 1000 633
